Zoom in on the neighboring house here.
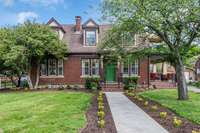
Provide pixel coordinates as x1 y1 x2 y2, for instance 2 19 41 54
149 62 175 81
184 67 195 82
195 57 200 81
30 16 149 89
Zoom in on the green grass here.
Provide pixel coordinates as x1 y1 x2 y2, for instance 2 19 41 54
139 89 200 124
0 91 93 133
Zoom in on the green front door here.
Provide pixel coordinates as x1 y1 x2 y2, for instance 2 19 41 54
105 64 116 82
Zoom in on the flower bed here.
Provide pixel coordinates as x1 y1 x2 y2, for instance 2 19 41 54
81 92 117 133
125 91 200 133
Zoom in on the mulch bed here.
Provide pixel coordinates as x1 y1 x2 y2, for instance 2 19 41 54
80 93 117 133
126 93 200 133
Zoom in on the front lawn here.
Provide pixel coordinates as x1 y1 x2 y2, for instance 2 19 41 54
139 89 200 124
0 91 93 133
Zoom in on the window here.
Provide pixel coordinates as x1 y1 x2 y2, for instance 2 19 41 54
82 59 90 76
48 59 57 76
40 60 47 76
91 59 99 75
81 59 99 76
58 60 64 76
122 60 139 76
131 60 138 75
122 62 129 76
40 59 64 76
149 64 154 73
86 31 96 46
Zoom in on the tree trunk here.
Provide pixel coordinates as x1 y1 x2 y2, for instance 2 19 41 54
175 57 188 100
27 70 33 90
34 61 40 89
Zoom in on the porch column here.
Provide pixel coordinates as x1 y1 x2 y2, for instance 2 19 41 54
100 55 104 81
117 56 122 84
163 62 168 75
153 64 157 73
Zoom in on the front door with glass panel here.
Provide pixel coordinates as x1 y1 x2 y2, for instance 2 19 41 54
105 63 116 82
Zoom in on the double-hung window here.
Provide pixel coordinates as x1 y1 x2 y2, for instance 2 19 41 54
82 59 90 76
40 59 64 76
131 60 138 75
82 59 99 76
41 60 47 76
48 59 57 76
91 59 99 75
86 31 96 46
122 62 129 76
122 60 139 76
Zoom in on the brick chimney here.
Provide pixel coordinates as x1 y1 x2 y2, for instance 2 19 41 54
75 16 81 32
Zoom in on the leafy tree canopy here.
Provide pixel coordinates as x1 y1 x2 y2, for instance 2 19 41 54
0 21 68 88
100 0 200 100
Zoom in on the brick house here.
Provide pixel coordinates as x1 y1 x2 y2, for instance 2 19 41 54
31 16 150 90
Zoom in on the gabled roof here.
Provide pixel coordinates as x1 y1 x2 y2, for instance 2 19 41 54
47 17 66 33
82 18 99 28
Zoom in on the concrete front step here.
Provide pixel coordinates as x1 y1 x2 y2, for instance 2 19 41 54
102 83 123 92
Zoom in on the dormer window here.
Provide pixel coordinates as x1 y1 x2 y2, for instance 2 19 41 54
86 30 96 46
83 19 99 46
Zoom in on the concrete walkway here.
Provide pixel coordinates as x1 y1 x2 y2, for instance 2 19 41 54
188 86 200 93
105 92 169 133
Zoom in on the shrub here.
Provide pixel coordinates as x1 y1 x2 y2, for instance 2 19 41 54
138 97 143 102
173 117 182 127
84 76 100 90
98 120 105 128
160 112 167 119
97 97 103 103
66 85 72 89
144 101 148 106
98 111 105 119
98 105 104 111
99 91 103 96
151 105 158 111
127 92 134 97
58 85 64 90
98 101 104 105
123 76 139 90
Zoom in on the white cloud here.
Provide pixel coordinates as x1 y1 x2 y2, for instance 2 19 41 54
17 11 39 23
1 0 14 7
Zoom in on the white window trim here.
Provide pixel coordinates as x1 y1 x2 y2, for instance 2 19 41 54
130 60 139 76
81 59 100 76
82 59 90 76
48 59 57 76
91 59 100 76
122 60 139 77
40 59 64 77
57 60 64 76
85 30 97 46
121 62 129 77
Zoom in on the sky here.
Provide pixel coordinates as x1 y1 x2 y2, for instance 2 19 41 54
0 0 102 27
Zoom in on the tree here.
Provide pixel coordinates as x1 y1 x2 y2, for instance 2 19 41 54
0 27 26 87
0 21 68 89
100 0 200 100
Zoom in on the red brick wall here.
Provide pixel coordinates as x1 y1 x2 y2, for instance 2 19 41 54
31 55 149 86
39 56 83 85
